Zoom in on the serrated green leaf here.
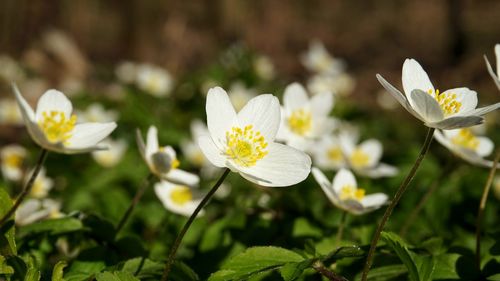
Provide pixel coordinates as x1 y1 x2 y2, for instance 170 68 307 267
0 255 14 275
279 259 314 281
322 245 365 264
24 257 40 281
354 264 407 281
52 261 67 281
95 271 140 281
381 232 419 281
64 260 106 281
0 188 16 255
18 217 83 238
431 253 459 280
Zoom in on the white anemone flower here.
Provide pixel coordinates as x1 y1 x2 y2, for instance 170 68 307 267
115 61 138 84
307 73 355 97
253 55 276 81
91 138 128 168
312 168 388 215
377 59 500 129
0 99 23 125
311 135 347 171
229 82 257 111
180 119 219 178
15 198 63 226
13 86 117 154
136 64 173 98
276 83 337 151
154 180 204 217
484 44 500 90
76 103 119 123
301 41 345 76
198 87 311 187
434 128 496 168
29 167 54 198
0 144 27 181
137 126 199 186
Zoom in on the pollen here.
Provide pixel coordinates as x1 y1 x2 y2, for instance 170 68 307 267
327 146 343 162
451 129 479 150
39 111 77 144
225 125 268 167
339 185 365 201
287 109 312 136
350 148 370 168
170 185 193 205
428 89 462 116
4 153 23 168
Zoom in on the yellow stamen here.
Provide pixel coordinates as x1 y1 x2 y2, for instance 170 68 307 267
427 89 462 116
451 129 479 150
30 179 45 198
171 159 180 169
287 109 312 136
339 185 365 201
170 185 193 205
327 146 343 162
39 111 77 144
350 148 370 168
225 125 268 167
4 153 23 168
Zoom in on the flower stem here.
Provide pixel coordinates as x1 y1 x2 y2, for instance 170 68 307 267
0 148 49 227
475 151 500 270
312 260 347 281
361 127 434 281
161 168 230 281
115 173 154 235
336 211 347 244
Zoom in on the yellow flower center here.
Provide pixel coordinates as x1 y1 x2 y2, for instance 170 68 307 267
327 146 343 162
350 148 370 168
288 109 312 136
427 89 462 116
225 125 268 167
30 179 45 198
39 111 77 144
170 185 193 205
339 185 365 201
451 129 479 150
4 153 23 168
192 151 205 166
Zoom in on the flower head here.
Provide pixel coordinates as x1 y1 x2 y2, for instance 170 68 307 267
198 87 311 187
253 55 275 81
1 144 27 181
91 138 128 168
13 85 117 154
307 73 355 97
154 180 204 217
377 59 500 129
137 126 199 186
484 44 500 90
136 64 173 97
15 198 63 226
29 167 54 198
0 98 23 125
301 41 345 76
312 168 388 215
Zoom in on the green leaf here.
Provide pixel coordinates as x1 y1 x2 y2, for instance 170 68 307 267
354 264 407 281
0 188 16 255
0 255 14 275
208 246 304 281
279 259 314 281
24 256 40 281
121 258 162 280
64 260 106 281
95 271 140 281
487 273 500 281
18 217 83 238
52 261 67 281
381 232 419 281
322 245 365 264
292 217 322 238
431 253 460 280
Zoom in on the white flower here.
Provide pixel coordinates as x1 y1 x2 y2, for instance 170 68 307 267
76 103 119 123
29 167 54 198
15 198 63 226
13 86 117 154
311 135 347 171
115 61 138 84
301 41 345 76
154 180 204 217
434 128 496 168
0 99 23 125
276 83 337 150
307 73 355 97
312 168 388 215
137 126 199 186
0 144 27 181
136 64 173 97
377 59 500 129
0 55 25 82
484 44 500 90
253 55 275 80
180 119 219 178
229 82 257 112
198 87 311 187
91 138 128 168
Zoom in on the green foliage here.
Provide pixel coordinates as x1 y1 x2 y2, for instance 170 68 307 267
0 188 16 255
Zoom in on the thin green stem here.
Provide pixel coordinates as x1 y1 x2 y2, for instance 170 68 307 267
115 173 154 235
475 151 500 270
336 211 347 245
361 127 434 281
0 148 49 227
161 168 230 281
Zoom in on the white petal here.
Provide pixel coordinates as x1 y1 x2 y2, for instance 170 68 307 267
433 130 455 152
238 142 311 187
191 119 209 138
237 94 281 141
484 55 500 90
429 116 484 130
310 92 334 118
311 167 338 204
35 89 73 122
146 126 159 158
136 128 146 160
358 139 383 167
206 87 238 147
154 181 204 217
376 74 417 117
198 135 226 167
410 89 444 123
357 163 398 178
360 193 388 209
164 169 200 186
476 137 494 157
163 146 177 160
66 122 117 150
441 88 478 115
332 168 357 195
283 83 309 111
496 44 500 76
464 103 500 117
12 84 35 122
402 59 434 100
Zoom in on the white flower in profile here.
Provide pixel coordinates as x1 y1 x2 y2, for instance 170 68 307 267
15 198 63 226
229 82 257 112
312 168 388 215
0 99 23 125
0 144 27 181
276 83 337 150
301 41 345 76
198 87 311 187
253 55 276 81
307 73 355 97
154 180 204 217
76 103 119 123
434 128 496 168
91 138 128 168
377 59 500 129
484 44 500 90
136 64 173 97
137 126 199 186
29 167 54 198
13 86 117 154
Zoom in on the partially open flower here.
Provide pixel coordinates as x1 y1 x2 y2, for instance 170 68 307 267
154 180 204 217
0 144 27 181
377 59 500 129
91 138 128 168
15 198 63 226
13 85 117 154
312 168 388 215
484 44 500 90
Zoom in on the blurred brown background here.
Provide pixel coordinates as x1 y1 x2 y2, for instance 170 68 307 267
0 0 499 99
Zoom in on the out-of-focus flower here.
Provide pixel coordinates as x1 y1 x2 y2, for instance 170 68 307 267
115 61 138 84
484 44 500 90
136 64 173 98
229 82 257 111
29 167 54 198
253 55 275 80
13 86 117 154
0 99 23 125
311 134 347 171
15 198 63 226
198 87 311 187
377 59 500 129
434 128 496 168
0 144 27 181
312 168 388 215
154 180 204 217
301 41 345 76
307 73 355 97
276 83 337 151
180 119 219 178
91 138 127 168
137 126 199 186
76 103 119 123
0 55 25 82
